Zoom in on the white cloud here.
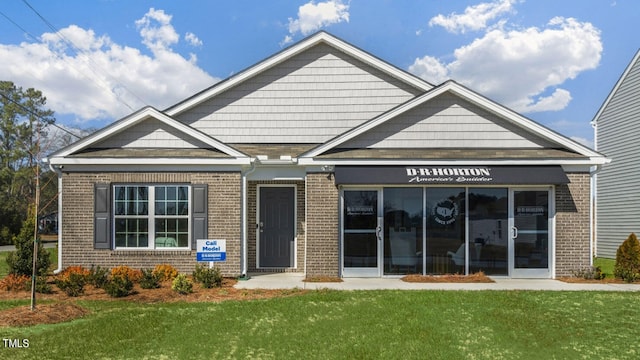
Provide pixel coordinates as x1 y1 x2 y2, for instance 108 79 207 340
0 8 216 123
429 0 517 34
285 0 349 43
412 9 602 114
185 32 203 47
408 56 449 85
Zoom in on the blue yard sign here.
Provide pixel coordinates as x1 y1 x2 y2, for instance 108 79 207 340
196 239 226 262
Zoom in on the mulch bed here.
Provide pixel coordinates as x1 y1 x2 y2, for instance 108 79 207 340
401 272 494 283
0 277 307 327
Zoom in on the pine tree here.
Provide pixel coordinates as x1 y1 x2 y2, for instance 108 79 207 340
6 206 50 276
614 233 640 282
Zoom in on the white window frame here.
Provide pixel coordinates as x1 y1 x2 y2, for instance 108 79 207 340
113 184 192 250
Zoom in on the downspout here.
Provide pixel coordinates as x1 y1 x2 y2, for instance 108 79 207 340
590 164 604 265
240 159 257 279
49 162 63 274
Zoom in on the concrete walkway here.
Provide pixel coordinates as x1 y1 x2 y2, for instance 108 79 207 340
234 272 640 291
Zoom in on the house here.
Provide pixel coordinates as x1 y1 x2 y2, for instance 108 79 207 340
47 32 607 279
593 49 640 258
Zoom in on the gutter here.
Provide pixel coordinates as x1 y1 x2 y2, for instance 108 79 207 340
47 161 64 274
239 159 257 279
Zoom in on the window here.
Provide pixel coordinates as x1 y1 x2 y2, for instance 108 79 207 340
114 185 190 249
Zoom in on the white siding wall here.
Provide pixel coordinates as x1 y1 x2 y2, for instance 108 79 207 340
341 93 554 148
176 43 422 143
94 119 211 149
596 54 640 258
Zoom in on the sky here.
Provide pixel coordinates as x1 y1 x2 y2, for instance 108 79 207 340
0 0 638 149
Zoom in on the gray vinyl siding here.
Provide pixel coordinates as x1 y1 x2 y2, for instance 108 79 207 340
596 52 640 258
94 118 212 149
341 93 556 149
176 43 422 143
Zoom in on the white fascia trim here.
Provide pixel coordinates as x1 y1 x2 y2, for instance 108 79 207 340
165 32 432 116
48 157 252 166
303 81 605 160
297 157 608 166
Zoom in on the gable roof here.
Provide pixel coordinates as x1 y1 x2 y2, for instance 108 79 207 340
48 107 249 165
301 80 607 165
591 49 640 128
164 31 433 117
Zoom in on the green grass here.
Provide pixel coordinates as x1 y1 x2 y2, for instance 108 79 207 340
0 246 58 278
2 290 640 359
594 257 615 278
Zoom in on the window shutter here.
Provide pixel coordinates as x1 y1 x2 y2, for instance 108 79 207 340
94 183 111 249
192 184 208 250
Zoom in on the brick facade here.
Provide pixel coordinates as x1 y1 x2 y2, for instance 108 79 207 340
61 172 242 276
59 170 591 279
555 172 591 277
305 173 340 277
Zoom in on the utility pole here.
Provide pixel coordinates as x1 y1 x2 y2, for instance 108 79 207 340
30 116 40 311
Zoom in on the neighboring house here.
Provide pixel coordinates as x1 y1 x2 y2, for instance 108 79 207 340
47 32 607 279
593 49 640 258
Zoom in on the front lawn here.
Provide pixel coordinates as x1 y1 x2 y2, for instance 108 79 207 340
1 290 640 359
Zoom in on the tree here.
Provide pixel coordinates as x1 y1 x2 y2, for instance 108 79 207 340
614 233 640 283
0 81 55 245
6 205 50 276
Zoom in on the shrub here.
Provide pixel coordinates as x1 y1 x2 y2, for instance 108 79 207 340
104 275 134 298
5 208 50 277
56 273 87 297
614 233 640 283
60 266 91 278
0 274 30 291
111 266 142 283
193 264 223 288
33 276 53 294
88 265 109 288
171 274 193 295
153 264 179 282
572 266 605 280
139 268 162 289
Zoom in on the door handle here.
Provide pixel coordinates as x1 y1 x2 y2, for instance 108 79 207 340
512 226 518 239
376 226 382 241
258 222 264 233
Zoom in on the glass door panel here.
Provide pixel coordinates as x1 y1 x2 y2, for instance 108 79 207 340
383 188 423 275
426 188 465 274
342 190 380 277
469 188 508 275
511 190 550 278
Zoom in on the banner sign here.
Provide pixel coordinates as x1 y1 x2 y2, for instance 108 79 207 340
334 166 569 185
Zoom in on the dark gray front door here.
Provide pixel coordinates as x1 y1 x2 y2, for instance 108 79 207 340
259 187 295 268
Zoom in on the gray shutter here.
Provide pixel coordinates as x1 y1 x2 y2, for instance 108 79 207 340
192 184 208 250
94 183 111 249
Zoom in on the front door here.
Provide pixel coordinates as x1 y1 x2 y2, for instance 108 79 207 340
342 190 382 277
259 186 295 268
510 189 551 278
